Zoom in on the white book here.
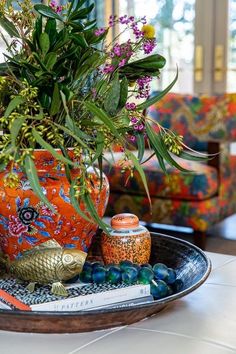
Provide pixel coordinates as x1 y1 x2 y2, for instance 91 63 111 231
31 284 150 312
0 281 150 312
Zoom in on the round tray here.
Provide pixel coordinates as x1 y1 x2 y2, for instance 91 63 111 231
0 233 211 333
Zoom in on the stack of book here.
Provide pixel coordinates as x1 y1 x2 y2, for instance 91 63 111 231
0 278 153 312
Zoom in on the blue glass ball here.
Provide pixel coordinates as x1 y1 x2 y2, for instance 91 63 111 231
167 285 174 296
82 262 93 272
107 266 122 284
141 263 153 270
105 263 117 270
79 268 92 283
153 263 169 281
150 280 169 299
119 260 134 271
121 266 138 284
132 263 141 271
172 279 184 292
165 268 177 284
138 267 154 284
92 266 106 284
92 261 103 270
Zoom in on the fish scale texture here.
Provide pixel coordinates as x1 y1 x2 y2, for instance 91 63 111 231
10 249 62 283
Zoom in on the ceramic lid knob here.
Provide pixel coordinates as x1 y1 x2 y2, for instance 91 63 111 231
111 213 139 230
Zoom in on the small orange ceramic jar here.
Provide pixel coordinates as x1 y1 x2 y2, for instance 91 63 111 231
101 213 151 265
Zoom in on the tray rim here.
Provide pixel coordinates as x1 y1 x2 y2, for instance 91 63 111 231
0 233 212 318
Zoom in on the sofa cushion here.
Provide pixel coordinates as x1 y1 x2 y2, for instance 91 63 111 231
103 151 219 201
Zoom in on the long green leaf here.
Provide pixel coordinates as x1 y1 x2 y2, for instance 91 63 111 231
45 18 57 45
39 32 50 55
69 4 94 21
70 33 88 48
119 76 128 109
0 16 20 38
34 4 63 21
178 150 210 162
84 102 122 140
65 114 92 140
136 134 145 162
50 83 61 116
4 96 25 118
10 117 25 146
124 54 166 70
104 73 120 116
69 180 93 223
82 192 110 233
146 123 191 172
137 68 178 111
150 145 167 174
24 155 56 213
125 150 151 208
54 122 91 150
44 52 57 70
90 131 104 164
32 129 76 167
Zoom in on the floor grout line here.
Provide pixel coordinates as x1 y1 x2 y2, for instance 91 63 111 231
127 326 236 352
66 326 127 354
209 257 236 272
204 281 236 287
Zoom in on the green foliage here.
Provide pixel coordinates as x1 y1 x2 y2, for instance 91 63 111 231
0 0 207 232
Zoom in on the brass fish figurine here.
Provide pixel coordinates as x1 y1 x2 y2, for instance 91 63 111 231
2 240 87 296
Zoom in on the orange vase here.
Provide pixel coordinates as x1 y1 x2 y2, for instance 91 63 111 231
0 150 109 260
101 213 151 265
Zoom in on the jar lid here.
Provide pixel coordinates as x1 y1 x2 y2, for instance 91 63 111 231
111 213 139 230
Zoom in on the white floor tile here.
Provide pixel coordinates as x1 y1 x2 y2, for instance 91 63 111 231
207 258 236 286
206 252 236 270
71 327 235 354
0 329 115 354
129 283 236 349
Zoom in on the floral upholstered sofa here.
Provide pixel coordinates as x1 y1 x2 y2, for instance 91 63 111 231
103 92 236 248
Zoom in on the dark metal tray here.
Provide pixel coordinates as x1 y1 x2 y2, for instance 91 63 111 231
0 233 211 333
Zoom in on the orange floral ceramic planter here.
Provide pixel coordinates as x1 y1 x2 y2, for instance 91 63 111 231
0 150 109 260
101 213 151 265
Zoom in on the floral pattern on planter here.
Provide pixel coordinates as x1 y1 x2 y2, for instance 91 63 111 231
0 151 109 260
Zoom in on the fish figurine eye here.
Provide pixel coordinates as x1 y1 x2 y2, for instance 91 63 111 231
62 254 74 265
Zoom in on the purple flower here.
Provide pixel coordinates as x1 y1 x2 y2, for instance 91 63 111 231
49 1 62 13
56 5 62 13
119 15 130 25
143 39 156 54
138 124 144 131
141 17 147 24
126 102 136 110
131 22 144 39
113 43 122 56
129 135 136 142
130 116 138 124
136 76 152 99
102 64 115 74
109 15 117 27
133 124 139 130
94 28 106 37
118 58 126 67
